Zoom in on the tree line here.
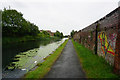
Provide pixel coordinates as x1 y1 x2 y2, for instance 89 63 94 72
54 30 63 38
2 8 39 37
2 8 63 38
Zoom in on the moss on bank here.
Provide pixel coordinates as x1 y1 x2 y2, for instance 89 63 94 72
24 39 68 79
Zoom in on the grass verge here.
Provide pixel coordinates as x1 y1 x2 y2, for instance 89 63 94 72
24 39 68 79
72 39 119 78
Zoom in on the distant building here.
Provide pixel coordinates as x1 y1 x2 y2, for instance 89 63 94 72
40 30 43 32
46 30 54 36
39 30 54 36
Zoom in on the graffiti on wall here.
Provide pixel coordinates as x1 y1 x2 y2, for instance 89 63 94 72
98 32 116 56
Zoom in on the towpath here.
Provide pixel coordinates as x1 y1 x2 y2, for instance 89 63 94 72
44 39 86 78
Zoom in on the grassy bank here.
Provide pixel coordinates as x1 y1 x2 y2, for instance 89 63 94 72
24 39 68 79
2 36 61 45
72 39 119 78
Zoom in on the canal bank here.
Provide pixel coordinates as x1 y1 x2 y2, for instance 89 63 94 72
3 36 61 45
2 38 68 78
24 39 68 78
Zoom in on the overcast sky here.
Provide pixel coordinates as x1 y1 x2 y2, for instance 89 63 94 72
0 0 120 35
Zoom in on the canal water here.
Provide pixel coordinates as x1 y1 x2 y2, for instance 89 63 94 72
2 38 67 78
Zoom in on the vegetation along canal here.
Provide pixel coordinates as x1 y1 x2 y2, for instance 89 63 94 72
2 38 67 78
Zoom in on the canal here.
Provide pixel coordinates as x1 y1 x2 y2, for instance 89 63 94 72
2 38 67 78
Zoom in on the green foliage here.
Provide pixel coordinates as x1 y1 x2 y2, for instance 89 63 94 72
54 30 63 38
41 31 50 36
2 8 63 44
72 39 119 78
37 31 50 39
0 10 2 26
2 9 39 37
70 30 75 38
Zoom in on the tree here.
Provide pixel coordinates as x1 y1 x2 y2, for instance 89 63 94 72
2 9 39 37
42 31 50 36
60 32 63 38
54 31 63 38
70 30 75 38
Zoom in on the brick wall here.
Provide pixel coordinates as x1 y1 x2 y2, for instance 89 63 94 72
114 6 120 75
73 7 120 75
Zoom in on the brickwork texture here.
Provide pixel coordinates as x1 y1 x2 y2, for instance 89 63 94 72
73 7 120 75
